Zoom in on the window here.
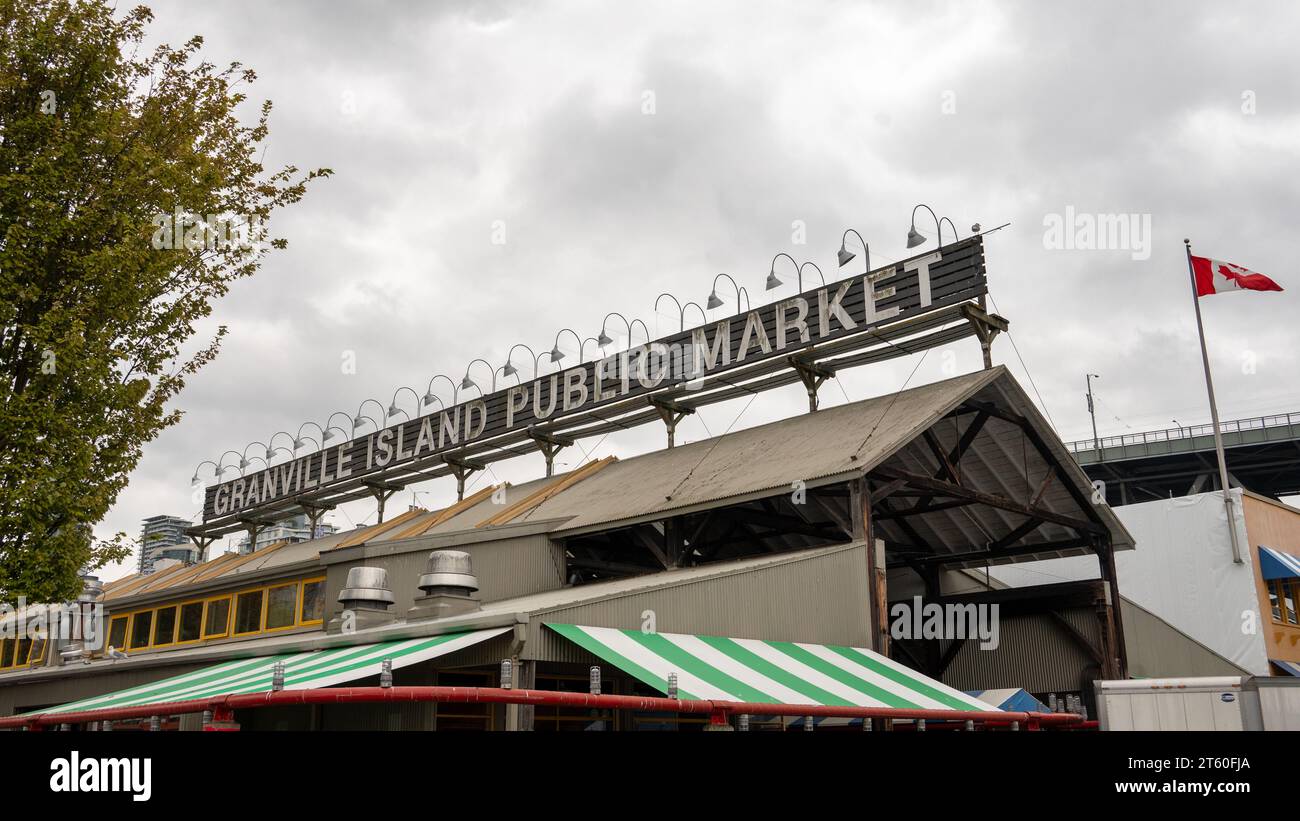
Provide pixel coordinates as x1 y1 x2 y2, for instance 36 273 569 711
107 615 129 651
15 639 32 666
27 638 47 667
1287 580 1299 626
265 583 299 631
300 578 326 625
129 611 153 650
202 597 231 639
177 601 204 643
0 639 14 668
1269 580 1289 623
152 605 178 646
234 589 265 635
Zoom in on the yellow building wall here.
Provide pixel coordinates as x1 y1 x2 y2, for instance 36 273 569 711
1242 493 1300 670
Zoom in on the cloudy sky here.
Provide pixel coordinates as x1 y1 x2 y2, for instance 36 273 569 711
99 0 1300 579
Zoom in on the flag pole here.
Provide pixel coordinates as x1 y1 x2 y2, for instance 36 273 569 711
1184 238 1243 564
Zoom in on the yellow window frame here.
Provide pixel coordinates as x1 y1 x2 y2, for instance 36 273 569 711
263 581 301 632
231 587 267 637
0 638 15 669
127 608 154 651
106 614 130 653
151 604 179 647
27 637 48 667
174 599 206 645
201 595 232 640
297 576 327 627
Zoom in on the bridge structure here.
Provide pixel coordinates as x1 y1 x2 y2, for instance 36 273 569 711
1065 412 1300 506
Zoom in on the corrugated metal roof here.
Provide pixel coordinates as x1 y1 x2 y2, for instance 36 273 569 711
518 368 1000 533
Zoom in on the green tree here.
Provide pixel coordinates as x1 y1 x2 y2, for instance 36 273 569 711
0 1 330 601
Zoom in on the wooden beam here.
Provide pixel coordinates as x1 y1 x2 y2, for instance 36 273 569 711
872 466 1104 535
923 429 961 484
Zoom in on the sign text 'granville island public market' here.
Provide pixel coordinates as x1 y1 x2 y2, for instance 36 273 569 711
205 237 987 519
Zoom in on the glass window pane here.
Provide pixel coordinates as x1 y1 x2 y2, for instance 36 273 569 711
1287 585 1298 626
266 584 298 630
178 602 204 642
129 611 153 649
300 580 325 624
108 617 129 650
153 606 178 645
0 640 14 668
28 638 47 666
234 590 264 634
203 598 230 638
15 639 32 665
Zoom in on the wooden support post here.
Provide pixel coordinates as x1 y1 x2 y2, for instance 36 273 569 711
528 429 574 478
649 397 694 449
443 456 485 502
362 481 403 523
960 302 1009 370
851 478 888 655
788 355 836 412
1096 534 1128 679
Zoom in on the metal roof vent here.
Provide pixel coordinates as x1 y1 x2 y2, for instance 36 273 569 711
337 566 396 608
408 549 482 621
417 550 479 595
327 566 397 633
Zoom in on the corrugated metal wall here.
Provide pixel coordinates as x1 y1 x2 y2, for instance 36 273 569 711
939 607 1102 693
523 543 872 663
1121 599 1249 678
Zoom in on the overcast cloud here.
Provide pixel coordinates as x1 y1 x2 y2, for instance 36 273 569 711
98 0 1300 577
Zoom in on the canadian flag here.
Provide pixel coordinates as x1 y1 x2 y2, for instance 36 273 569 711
1191 255 1284 296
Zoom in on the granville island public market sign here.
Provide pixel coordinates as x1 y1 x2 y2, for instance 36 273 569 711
205 236 988 521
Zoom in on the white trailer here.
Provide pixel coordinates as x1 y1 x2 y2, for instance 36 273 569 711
1095 676 1300 731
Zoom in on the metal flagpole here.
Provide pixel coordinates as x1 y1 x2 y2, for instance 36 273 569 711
1183 239 1243 564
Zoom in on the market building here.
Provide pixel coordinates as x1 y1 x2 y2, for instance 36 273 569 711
0 365 1231 730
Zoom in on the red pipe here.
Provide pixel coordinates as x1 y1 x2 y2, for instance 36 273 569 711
0 685 1085 730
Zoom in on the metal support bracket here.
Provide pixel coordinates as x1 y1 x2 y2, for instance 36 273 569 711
960 302 1010 370
528 428 575 477
788 355 836 412
648 397 695 449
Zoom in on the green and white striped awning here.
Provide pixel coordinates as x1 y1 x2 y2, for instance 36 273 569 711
36 628 509 716
547 624 993 712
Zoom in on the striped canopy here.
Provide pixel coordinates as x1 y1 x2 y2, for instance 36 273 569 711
1259 545 1300 580
34 628 508 716
547 623 993 711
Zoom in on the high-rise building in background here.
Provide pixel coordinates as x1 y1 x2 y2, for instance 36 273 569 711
235 513 337 554
138 514 195 574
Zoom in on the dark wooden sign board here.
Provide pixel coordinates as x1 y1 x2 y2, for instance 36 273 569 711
204 236 987 521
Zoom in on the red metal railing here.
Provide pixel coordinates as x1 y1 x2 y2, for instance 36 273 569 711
0 685 1084 731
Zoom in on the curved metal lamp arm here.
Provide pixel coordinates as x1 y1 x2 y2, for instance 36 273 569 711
389 386 422 419
682 301 708 328
462 358 497 396
423 374 459 409
909 203 941 249
324 411 355 442
598 313 633 349
504 343 540 380
768 252 801 293
655 293 685 332
839 228 871 274
938 216 959 245
551 328 583 364
798 262 826 290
